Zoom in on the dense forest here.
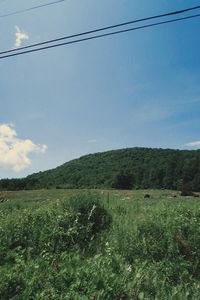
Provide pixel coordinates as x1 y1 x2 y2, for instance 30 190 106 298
1 147 200 191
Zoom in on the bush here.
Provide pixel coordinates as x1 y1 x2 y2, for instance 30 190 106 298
0 193 112 263
67 193 112 235
181 183 194 196
112 172 134 190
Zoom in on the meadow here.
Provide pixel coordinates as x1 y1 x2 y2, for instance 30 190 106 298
0 189 200 299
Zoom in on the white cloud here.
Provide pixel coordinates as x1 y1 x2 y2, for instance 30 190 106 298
0 124 47 172
184 141 200 148
15 26 29 48
88 139 97 143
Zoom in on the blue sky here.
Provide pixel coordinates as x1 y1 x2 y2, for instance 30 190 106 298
0 0 200 178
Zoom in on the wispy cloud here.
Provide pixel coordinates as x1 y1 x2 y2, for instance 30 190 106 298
22 112 45 122
88 139 97 143
184 141 200 148
0 124 47 172
15 26 29 48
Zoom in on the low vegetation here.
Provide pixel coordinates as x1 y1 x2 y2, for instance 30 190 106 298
0 189 200 299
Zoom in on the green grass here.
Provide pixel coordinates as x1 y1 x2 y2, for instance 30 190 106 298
0 189 200 299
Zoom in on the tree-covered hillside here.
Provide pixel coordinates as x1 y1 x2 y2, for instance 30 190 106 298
1 147 200 191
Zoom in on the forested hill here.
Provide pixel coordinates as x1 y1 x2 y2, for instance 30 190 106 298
1 147 200 191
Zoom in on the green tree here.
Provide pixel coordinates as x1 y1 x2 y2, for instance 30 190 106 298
112 171 134 190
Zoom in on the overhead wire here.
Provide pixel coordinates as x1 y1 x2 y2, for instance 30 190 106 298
0 13 200 60
0 2 200 20
1 4 200 57
0 0 66 18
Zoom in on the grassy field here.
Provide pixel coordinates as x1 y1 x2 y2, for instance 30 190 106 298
0 189 200 299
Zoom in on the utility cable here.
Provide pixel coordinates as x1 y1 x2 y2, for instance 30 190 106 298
1 4 200 56
0 0 65 18
0 13 200 59
1 4 200 57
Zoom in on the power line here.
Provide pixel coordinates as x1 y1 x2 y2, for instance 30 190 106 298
1 2 200 20
0 13 199 60
0 0 66 18
1 4 200 56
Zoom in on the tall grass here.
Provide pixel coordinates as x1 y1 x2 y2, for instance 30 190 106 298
0 190 200 299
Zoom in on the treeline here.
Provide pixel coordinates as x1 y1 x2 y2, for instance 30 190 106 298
1 147 200 191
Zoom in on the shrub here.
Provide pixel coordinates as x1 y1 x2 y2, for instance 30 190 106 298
112 172 134 190
67 193 112 235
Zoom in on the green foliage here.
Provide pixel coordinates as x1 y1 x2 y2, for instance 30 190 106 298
1 147 200 191
112 171 134 189
0 189 200 299
67 193 112 236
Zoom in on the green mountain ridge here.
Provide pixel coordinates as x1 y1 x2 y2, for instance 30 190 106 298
1 147 200 191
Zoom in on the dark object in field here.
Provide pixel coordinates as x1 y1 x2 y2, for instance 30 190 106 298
174 235 192 260
52 260 60 271
0 197 8 203
172 194 177 198
181 190 194 197
182 189 200 197
144 194 150 198
180 183 194 197
193 193 199 198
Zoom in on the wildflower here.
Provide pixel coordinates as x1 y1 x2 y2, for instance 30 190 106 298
88 204 96 220
126 265 132 272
